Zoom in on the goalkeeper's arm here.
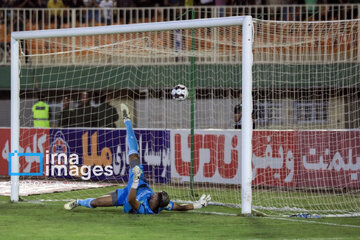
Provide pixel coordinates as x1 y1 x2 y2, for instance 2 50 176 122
128 166 141 210
172 194 211 211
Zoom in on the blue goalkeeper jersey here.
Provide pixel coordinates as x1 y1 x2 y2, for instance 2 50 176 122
123 185 174 214
118 165 174 214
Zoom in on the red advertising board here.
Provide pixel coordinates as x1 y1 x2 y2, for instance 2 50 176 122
252 131 298 187
171 130 241 184
0 129 10 175
0 128 49 176
298 131 360 188
171 129 360 188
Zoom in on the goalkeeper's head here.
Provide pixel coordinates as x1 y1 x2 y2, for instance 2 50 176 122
150 191 170 210
158 191 170 208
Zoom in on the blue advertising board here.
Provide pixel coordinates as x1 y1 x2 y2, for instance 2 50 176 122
48 129 171 184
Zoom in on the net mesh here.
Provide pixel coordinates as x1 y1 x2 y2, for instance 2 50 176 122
3 18 360 216
252 19 360 215
14 25 243 207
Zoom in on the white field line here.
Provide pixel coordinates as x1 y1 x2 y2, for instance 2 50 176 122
192 211 360 229
192 210 238 216
268 217 360 229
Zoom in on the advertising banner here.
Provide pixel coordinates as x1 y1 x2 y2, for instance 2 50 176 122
0 129 10 175
171 130 241 184
252 131 298 187
0 128 49 175
171 130 360 188
298 131 360 188
1 128 359 189
48 129 171 183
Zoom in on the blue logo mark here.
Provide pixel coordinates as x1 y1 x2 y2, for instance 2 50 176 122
8 151 43 176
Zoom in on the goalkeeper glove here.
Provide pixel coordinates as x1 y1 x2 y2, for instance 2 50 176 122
193 194 211 209
131 166 142 189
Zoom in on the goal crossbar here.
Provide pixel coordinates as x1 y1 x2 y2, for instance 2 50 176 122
11 16 249 40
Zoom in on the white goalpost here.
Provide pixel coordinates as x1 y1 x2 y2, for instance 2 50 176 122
10 16 254 214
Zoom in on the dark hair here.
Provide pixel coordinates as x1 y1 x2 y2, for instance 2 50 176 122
37 91 47 101
158 191 170 208
234 104 242 114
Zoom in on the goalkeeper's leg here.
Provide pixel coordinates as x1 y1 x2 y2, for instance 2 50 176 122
121 104 149 188
122 104 140 166
125 119 139 160
64 194 116 210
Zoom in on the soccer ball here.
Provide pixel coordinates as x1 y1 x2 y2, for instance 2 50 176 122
171 84 189 101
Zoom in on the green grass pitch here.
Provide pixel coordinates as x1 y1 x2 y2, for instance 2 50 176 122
0 191 359 240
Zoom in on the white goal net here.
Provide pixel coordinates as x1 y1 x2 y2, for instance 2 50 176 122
3 17 360 216
252 19 360 216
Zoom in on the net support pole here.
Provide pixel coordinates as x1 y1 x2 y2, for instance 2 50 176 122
10 37 20 202
189 9 196 197
241 16 253 215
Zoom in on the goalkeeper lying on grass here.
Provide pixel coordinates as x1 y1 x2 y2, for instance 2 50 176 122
64 104 211 214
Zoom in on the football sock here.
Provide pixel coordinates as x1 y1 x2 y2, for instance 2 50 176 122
125 119 139 156
77 198 95 208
